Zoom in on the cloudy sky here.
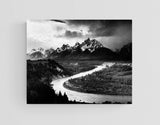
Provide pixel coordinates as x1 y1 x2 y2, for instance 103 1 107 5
27 20 132 52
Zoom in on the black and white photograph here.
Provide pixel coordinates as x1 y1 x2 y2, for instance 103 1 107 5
27 20 132 104
1 0 160 124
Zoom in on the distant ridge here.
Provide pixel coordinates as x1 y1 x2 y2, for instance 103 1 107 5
27 38 132 61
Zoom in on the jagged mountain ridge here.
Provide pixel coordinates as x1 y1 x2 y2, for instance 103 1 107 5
27 38 108 59
27 38 132 61
52 38 104 54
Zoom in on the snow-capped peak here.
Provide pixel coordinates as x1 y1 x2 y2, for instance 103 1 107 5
27 38 104 59
56 47 62 53
74 42 80 48
55 44 71 53
30 47 45 54
81 38 103 52
61 44 71 51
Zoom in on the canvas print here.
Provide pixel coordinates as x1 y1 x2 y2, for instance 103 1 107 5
27 20 132 104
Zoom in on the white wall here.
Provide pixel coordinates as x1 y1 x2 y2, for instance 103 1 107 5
0 0 160 125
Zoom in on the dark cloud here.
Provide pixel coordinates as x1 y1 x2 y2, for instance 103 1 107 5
65 20 132 50
49 19 66 23
67 20 132 38
64 30 83 38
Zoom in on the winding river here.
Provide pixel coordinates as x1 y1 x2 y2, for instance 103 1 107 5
51 62 132 103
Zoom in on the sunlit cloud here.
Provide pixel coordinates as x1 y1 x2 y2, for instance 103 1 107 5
27 20 132 52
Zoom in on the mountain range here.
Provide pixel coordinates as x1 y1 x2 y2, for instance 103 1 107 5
27 38 132 61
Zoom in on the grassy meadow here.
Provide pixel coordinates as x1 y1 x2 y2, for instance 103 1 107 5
64 63 132 96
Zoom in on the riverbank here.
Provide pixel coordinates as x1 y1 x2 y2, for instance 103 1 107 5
51 62 132 103
64 63 132 96
27 59 86 104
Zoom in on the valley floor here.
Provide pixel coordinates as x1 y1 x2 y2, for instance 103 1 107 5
55 59 105 75
63 63 132 96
